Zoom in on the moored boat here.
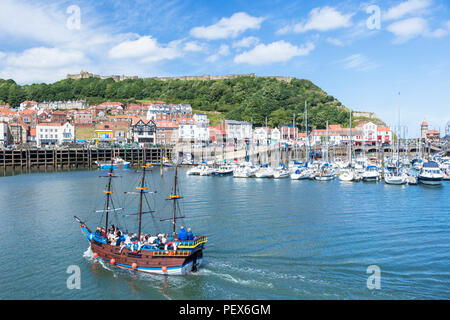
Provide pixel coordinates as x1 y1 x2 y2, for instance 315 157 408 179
418 161 444 186
95 157 130 170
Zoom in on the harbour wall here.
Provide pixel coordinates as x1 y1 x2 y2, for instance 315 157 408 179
0 147 173 171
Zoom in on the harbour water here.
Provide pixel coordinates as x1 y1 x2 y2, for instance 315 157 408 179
0 168 448 299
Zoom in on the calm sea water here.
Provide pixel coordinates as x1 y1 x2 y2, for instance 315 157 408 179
0 168 448 300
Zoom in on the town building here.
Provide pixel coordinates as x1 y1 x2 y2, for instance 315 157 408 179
223 120 252 143
130 119 157 147
0 122 11 147
421 120 440 143
155 120 179 145
73 110 94 125
35 122 75 147
279 124 298 141
37 100 87 110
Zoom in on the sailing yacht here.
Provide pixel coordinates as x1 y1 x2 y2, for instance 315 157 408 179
339 168 356 182
74 162 207 275
315 163 335 181
273 165 290 179
255 165 274 178
384 168 408 185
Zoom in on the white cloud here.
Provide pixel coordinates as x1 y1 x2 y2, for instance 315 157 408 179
190 12 264 40
5 47 87 69
338 54 380 71
109 35 182 62
383 0 432 21
326 37 345 46
206 44 230 62
232 36 260 48
278 7 353 34
0 47 89 83
234 41 315 66
183 41 205 52
386 17 448 42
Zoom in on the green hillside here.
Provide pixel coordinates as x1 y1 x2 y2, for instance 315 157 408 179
0 76 352 129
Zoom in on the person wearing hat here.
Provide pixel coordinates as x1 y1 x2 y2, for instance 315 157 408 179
177 226 187 240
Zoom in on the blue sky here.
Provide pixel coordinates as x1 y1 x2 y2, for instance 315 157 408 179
0 0 449 137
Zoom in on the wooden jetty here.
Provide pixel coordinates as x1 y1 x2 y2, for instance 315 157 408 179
0 147 173 171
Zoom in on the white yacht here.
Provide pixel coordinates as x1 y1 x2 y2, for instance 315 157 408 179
187 165 202 176
315 164 335 181
384 169 408 185
362 166 381 182
233 163 255 178
273 167 290 179
255 166 274 178
339 168 356 182
291 167 311 180
418 161 444 185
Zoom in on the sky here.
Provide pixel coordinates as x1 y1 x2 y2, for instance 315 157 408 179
0 0 449 137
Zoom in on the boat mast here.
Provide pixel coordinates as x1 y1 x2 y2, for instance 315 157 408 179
305 100 312 164
349 110 352 167
104 159 114 231
172 165 179 235
137 166 147 241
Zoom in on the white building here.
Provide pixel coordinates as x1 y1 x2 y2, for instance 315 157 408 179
177 118 196 142
253 127 269 144
38 100 88 110
0 122 11 147
270 128 281 144
193 114 210 143
36 122 75 146
225 120 252 143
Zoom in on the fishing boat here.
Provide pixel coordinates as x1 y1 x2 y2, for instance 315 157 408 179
74 161 207 275
95 157 130 170
213 164 234 176
418 161 444 185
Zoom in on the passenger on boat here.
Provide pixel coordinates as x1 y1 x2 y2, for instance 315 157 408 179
108 224 115 234
100 227 106 238
177 226 187 240
186 228 194 240
114 229 122 246
148 235 158 244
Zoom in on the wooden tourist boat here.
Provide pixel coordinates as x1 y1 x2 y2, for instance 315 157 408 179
74 161 207 275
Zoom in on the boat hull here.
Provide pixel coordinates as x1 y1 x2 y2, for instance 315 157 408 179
418 176 443 185
90 240 204 275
